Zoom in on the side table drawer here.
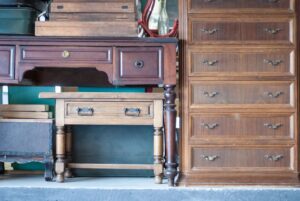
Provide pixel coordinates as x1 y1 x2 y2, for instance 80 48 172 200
65 101 154 119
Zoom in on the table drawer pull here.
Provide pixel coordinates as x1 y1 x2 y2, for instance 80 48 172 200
203 91 219 98
264 28 282 35
201 155 219 161
201 123 219 129
62 50 70 58
264 59 283 66
203 60 219 66
200 28 218 35
264 154 284 161
265 91 283 98
134 60 145 69
76 107 94 116
204 0 215 2
264 123 282 130
124 108 141 117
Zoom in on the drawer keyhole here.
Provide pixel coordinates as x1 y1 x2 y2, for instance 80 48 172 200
134 60 145 69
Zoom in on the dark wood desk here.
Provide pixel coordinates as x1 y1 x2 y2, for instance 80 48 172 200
0 36 178 186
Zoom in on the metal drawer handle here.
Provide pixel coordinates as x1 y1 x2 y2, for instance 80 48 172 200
201 155 219 161
265 91 283 98
124 108 141 117
200 28 218 35
264 123 282 130
77 107 94 116
62 50 70 58
201 123 219 130
134 60 144 69
203 60 218 66
203 91 219 98
264 28 282 35
204 0 215 2
264 155 284 161
264 59 283 66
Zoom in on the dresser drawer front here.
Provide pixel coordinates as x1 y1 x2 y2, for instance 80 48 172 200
188 0 292 12
116 47 163 84
65 101 153 119
189 49 294 76
242 22 290 42
191 147 292 170
191 21 241 42
190 18 293 44
21 46 112 63
190 81 294 107
191 113 294 139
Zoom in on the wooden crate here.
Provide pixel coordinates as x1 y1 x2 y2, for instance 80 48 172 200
49 12 136 21
50 1 136 13
35 21 138 37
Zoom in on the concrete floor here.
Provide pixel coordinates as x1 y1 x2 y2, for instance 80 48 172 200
1 174 300 201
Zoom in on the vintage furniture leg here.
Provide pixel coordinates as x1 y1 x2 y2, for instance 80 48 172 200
55 126 66 183
44 157 54 181
65 125 73 178
164 85 178 186
153 100 164 184
0 162 4 174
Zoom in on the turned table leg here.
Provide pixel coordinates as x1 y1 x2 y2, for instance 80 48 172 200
164 85 178 186
65 126 73 178
153 99 164 184
55 126 66 182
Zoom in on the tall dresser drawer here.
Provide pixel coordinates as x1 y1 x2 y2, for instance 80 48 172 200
188 0 293 13
190 81 294 108
191 147 293 171
190 18 294 44
189 49 294 76
190 113 294 139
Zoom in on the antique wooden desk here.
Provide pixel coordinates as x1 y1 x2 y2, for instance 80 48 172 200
0 36 178 186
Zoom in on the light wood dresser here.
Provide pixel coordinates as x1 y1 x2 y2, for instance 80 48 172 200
179 0 300 185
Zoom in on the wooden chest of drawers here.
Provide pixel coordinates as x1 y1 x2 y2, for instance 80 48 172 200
179 0 299 185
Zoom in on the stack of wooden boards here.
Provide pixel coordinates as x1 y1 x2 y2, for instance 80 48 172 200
35 0 138 37
0 104 52 119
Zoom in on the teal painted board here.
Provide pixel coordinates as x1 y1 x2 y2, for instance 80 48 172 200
78 87 145 93
0 7 37 35
72 125 154 177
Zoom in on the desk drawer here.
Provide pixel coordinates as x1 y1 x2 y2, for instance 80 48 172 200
116 47 163 84
21 46 112 63
191 147 292 171
65 101 153 119
190 81 294 108
190 113 294 139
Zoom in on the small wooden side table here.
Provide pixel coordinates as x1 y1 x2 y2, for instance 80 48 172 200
39 92 165 184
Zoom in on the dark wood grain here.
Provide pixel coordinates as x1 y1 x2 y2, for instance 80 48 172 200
0 46 15 82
